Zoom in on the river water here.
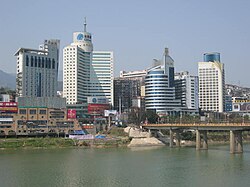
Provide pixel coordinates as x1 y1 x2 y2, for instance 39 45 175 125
0 144 250 187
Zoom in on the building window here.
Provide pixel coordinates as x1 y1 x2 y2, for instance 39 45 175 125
30 110 36 115
31 56 34 67
42 57 45 68
26 55 29 66
35 56 37 67
45 58 48 68
38 57 41 67
39 110 47 115
48 58 51 69
19 109 26 114
52 59 55 69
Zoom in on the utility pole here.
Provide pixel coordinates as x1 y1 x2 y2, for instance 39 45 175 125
119 97 122 121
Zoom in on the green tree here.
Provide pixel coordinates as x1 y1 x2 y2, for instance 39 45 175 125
143 110 159 124
128 107 145 125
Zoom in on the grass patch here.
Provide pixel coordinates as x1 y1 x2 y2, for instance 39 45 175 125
108 127 128 137
0 138 75 149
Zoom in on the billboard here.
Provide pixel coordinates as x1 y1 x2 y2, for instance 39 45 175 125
88 104 110 115
233 102 250 112
240 103 250 111
67 109 76 119
104 110 117 117
0 102 18 113
87 97 109 104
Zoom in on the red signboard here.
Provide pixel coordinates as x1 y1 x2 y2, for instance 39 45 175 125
67 109 76 119
0 102 18 113
88 104 110 115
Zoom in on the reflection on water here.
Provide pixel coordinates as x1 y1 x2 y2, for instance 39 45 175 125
129 146 164 152
0 144 250 187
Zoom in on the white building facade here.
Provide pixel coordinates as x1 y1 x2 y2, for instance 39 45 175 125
63 21 114 106
120 70 147 81
198 53 225 112
91 51 114 105
15 39 60 97
63 21 93 105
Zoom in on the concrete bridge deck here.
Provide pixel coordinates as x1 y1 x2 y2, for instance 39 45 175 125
142 123 250 154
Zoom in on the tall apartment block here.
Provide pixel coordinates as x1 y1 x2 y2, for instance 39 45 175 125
63 20 93 105
175 71 199 110
113 78 141 112
63 20 114 110
15 39 60 97
198 52 225 112
91 51 114 105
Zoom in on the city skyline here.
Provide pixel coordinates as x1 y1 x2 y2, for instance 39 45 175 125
1 0 250 86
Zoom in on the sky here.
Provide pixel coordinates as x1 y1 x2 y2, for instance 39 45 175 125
0 0 250 86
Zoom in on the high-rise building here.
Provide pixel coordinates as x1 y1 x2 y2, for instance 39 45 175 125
198 52 225 112
63 20 114 118
90 51 114 105
63 20 93 105
145 48 181 115
113 78 141 112
175 71 199 110
15 39 60 97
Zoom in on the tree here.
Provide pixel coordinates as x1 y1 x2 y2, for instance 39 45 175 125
142 110 159 124
128 107 145 125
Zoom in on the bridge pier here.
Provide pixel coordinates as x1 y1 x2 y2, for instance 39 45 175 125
202 131 208 150
169 129 181 148
148 129 152 137
230 130 243 154
169 129 174 148
176 131 181 147
196 130 208 150
237 132 243 153
196 130 201 150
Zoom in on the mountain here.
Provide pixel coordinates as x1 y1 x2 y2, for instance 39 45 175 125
0 70 16 89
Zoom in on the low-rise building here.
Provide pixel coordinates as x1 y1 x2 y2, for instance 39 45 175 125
0 97 84 136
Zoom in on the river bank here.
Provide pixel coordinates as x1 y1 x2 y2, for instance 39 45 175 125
1 127 250 149
0 137 131 149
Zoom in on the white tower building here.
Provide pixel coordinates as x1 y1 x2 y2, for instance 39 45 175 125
198 53 225 112
63 19 114 106
63 19 93 104
15 39 60 97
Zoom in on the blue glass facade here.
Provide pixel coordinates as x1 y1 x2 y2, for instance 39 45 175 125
224 95 232 112
145 67 181 114
203 53 220 62
169 67 174 87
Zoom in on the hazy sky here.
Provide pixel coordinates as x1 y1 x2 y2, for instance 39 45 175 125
1 0 250 86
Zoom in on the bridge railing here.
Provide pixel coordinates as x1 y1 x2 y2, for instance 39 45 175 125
143 123 250 127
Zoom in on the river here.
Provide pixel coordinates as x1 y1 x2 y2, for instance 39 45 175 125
0 144 250 187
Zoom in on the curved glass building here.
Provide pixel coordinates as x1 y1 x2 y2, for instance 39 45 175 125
145 48 181 115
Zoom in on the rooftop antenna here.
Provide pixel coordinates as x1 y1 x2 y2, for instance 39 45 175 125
84 17 87 32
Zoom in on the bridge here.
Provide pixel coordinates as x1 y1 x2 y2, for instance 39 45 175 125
142 123 250 154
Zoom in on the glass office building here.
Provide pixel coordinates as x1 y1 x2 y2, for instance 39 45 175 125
203 52 220 62
145 48 181 115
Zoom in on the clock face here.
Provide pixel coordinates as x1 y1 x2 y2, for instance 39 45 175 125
77 33 84 40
